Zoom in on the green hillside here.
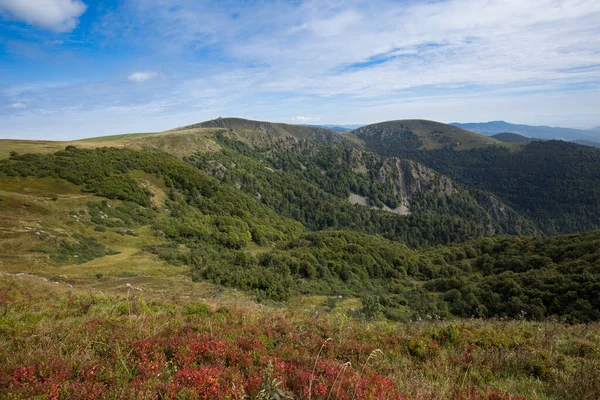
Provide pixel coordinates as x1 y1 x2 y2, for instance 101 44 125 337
173 117 347 145
1 137 597 322
1 119 600 399
353 120 600 235
188 133 537 245
352 119 502 151
490 132 536 143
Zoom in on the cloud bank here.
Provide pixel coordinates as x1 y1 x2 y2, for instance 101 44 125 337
0 0 86 32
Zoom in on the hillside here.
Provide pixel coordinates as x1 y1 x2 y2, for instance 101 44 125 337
453 121 599 142
490 132 536 143
352 120 600 235
352 119 501 152
0 143 597 321
0 129 224 160
3 135 599 322
192 133 537 243
173 117 347 145
1 119 600 398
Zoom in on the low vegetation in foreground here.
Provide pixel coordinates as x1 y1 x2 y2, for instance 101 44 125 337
1 275 599 400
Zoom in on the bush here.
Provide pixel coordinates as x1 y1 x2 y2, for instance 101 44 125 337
361 296 383 319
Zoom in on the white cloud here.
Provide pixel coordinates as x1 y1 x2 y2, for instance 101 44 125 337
10 102 27 109
99 0 600 100
0 0 86 32
127 71 159 82
2 0 600 139
293 116 320 122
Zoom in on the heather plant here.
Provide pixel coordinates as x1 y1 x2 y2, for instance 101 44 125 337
0 276 598 399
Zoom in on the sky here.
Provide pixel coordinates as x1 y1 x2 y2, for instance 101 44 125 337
1 0 599 140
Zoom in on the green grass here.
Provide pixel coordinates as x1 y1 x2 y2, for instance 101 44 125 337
0 175 81 196
76 132 160 142
0 274 598 399
0 128 223 161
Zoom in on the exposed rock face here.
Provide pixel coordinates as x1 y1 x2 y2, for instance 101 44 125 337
383 158 456 197
348 193 409 215
476 194 508 220
345 148 456 215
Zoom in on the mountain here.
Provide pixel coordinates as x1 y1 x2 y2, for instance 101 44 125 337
0 116 599 326
352 119 501 152
351 119 600 235
572 139 600 148
173 117 347 145
490 132 538 142
452 120 600 142
1 137 596 322
190 132 537 245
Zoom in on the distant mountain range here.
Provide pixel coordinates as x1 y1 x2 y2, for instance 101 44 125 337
451 121 600 145
572 139 600 148
303 124 363 132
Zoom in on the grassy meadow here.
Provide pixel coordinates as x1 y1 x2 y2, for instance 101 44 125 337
1 274 599 399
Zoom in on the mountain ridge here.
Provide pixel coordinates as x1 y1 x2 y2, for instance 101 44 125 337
452 120 600 142
351 119 501 151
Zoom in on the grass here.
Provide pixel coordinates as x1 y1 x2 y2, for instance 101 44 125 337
76 132 161 142
0 274 598 399
0 167 256 310
0 128 223 161
289 295 363 316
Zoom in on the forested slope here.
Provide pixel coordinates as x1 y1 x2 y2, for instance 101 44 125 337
353 122 600 234
1 142 598 322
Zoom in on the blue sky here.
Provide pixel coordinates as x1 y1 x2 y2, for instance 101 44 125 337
1 0 599 140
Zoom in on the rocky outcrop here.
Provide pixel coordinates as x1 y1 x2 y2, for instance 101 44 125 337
476 193 508 220
345 149 457 215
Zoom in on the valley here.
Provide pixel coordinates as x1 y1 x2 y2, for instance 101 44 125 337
1 118 599 399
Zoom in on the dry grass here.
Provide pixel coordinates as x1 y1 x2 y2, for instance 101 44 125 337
0 127 224 161
0 274 598 399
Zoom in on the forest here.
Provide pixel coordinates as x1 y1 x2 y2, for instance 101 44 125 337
1 144 598 322
357 130 600 234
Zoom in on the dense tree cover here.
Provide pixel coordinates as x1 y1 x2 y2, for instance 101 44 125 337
0 147 304 248
360 138 600 234
424 231 600 322
187 135 536 247
152 227 600 322
3 145 599 322
149 229 450 318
